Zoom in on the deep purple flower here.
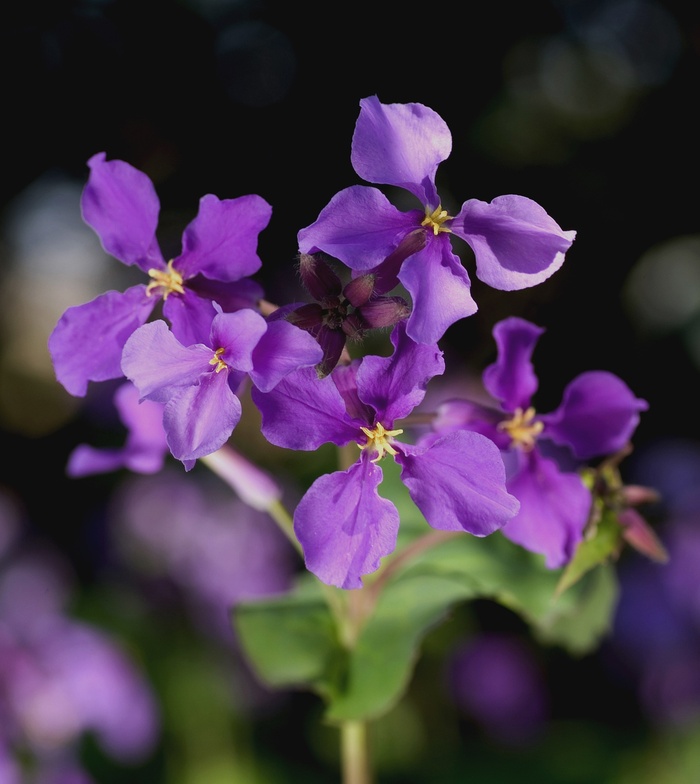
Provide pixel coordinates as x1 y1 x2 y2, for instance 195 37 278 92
432 317 648 567
298 96 576 344
121 307 323 469
252 322 519 589
49 153 270 396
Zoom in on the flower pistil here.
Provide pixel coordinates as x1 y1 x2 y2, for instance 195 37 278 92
209 348 227 373
421 205 452 236
359 422 404 462
498 407 543 451
146 260 185 299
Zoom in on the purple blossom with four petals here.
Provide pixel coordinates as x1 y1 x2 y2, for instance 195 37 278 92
298 96 576 344
432 317 649 567
121 307 322 469
252 322 519 589
49 153 271 396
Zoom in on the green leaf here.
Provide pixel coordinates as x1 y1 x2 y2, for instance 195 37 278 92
325 572 473 722
534 562 619 655
231 576 343 702
555 510 623 597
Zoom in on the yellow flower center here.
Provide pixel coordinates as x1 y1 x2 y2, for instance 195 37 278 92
146 260 185 299
358 422 404 463
498 407 544 451
421 204 453 236
209 347 228 373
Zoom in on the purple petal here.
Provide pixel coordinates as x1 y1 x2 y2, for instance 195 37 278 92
483 317 544 412
252 367 360 450
351 95 451 207
540 371 649 460
249 319 323 392
121 320 213 402
48 285 156 397
81 153 164 272
454 195 576 290
356 321 444 424
210 308 268 372
297 185 419 269
67 383 168 476
398 237 477 344
176 193 272 280
501 450 591 568
396 431 519 535
163 371 242 464
162 286 220 346
293 457 400 589
187 274 264 311
433 398 507 447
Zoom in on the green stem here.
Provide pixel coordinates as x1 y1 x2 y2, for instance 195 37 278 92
340 720 372 784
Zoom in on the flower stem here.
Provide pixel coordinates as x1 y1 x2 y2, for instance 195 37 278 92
340 720 372 784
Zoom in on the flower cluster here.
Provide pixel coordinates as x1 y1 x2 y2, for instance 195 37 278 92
49 95 651 590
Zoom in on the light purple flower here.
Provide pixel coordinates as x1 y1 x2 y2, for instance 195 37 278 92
298 96 576 344
433 316 648 567
121 307 323 468
48 152 270 396
252 322 519 589
0 551 159 767
67 382 168 477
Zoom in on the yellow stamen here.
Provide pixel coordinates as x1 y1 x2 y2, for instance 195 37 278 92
146 259 185 299
209 347 227 373
421 205 453 236
358 422 404 463
498 407 544 451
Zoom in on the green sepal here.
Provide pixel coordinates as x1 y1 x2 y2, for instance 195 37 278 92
555 509 624 597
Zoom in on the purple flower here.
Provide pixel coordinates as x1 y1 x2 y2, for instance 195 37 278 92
447 633 549 746
252 322 519 589
432 317 648 567
0 551 159 767
67 382 168 477
48 153 271 396
298 96 576 344
121 307 323 468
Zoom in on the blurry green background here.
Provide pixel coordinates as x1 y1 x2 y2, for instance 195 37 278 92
2 0 700 782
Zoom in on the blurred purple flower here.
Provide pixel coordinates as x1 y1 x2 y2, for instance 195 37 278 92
447 633 549 746
0 547 160 777
608 440 700 727
110 469 296 641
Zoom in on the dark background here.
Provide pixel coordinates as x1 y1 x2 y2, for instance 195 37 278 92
1 1 700 782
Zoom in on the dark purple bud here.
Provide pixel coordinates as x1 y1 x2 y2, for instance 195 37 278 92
341 312 367 340
316 326 347 378
358 296 411 329
298 253 342 301
343 273 376 308
370 230 427 296
286 302 324 331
